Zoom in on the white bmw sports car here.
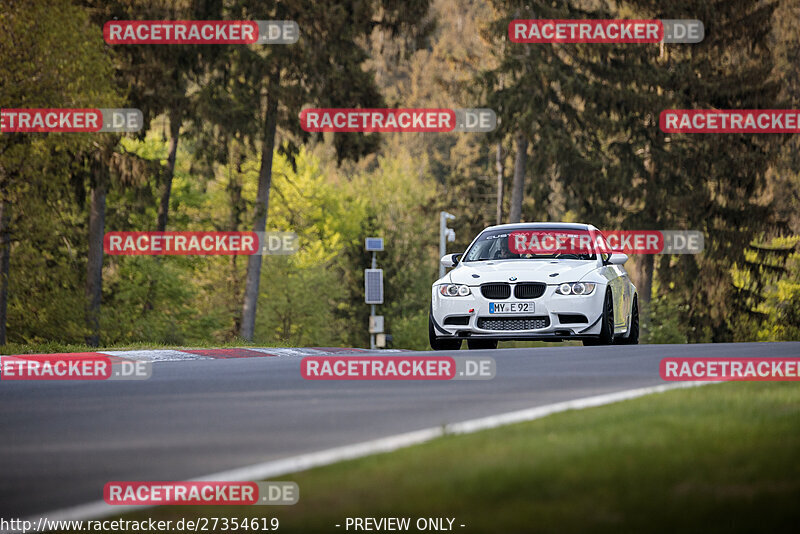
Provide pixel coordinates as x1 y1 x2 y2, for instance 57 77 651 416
429 223 639 350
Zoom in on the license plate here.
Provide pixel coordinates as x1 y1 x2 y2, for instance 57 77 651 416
489 302 533 314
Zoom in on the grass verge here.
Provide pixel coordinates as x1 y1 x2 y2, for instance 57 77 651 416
65 382 800 533
0 339 299 356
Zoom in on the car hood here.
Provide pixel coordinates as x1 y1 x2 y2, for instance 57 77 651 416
448 259 597 285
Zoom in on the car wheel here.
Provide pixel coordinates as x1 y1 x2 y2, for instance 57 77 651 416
467 339 498 350
582 288 614 346
429 314 461 351
618 295 639 345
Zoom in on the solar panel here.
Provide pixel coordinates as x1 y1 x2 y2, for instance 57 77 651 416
365 237 384 251
364 269 384 304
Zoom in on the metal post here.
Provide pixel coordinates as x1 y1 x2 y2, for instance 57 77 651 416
439 212 447 279
370 251 376 350
439 212 455 278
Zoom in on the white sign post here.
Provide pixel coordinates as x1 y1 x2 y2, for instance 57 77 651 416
365 238 384 349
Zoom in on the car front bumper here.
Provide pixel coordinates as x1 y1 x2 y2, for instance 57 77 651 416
431 283 605 341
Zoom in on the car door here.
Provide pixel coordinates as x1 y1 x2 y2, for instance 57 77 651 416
596 230 631 332
594 232 626 331
615 265 632 331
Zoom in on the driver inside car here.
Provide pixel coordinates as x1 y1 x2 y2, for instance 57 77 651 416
493 238 516 260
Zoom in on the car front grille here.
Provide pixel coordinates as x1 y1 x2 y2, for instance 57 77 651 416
477 316 550 331
480 283 511 299
514 282 546 299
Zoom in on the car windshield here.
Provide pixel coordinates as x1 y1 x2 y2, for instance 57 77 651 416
463 229 598 262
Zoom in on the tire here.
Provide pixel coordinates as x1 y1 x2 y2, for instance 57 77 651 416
618 295 639 345
582 289 615 346
467 339 498 350
429 314 461 351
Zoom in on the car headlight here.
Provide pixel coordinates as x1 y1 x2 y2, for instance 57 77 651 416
439 284 472 297
556 282 597 295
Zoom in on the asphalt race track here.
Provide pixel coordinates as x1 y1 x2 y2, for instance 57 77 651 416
1 342 798 518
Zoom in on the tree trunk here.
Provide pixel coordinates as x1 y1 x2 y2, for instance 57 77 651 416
240 68 281 341
85 162 107 347
636 254 654 307
143 110 182 313
157 109 181 232
508 132 528 223
495 142 504 225
228 141 245 337
0 197 10 345
638 129 658 312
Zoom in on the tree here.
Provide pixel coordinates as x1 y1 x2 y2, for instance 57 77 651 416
507 133 527 223
495 142 504 224
477 0 783 341
0 0 121 345
220 0 433 341
479 0 592 227
81 0 219 232
611 0 781 340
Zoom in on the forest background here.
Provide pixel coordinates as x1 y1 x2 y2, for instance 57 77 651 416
1 0 798 351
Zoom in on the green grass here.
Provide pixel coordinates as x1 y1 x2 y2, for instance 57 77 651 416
2 339 580 354
2 339 582 355
66 382 800 533
0 339 302 356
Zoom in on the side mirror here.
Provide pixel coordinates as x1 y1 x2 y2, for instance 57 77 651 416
440 253 462 268
608 253 629 265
